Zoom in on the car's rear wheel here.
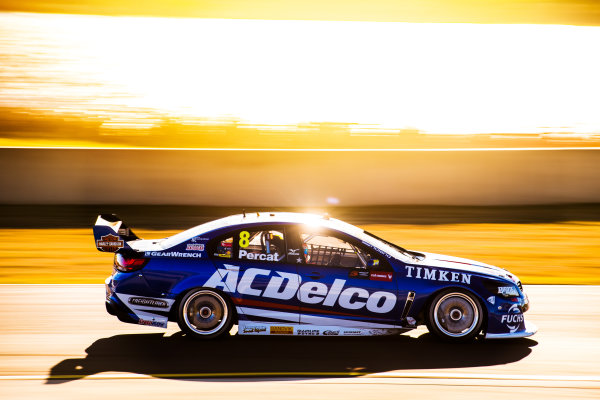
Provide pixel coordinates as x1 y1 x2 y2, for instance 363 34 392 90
177 289 233 339
426 289 483 342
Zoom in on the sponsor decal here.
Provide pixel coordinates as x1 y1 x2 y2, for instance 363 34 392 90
500 304 524 333
288 248 300 256
243 326 267 333
138 318 165 328
204 265 397 314
405 266 471 284
270 326 293 335
498 286 519 297
342 330 362 336
361 241 392 258
191 236 210 242
297 329 319 336
144 251 201 258
370 272 393 282
239 249 279 261
128 297 168 308
368 329 398 336
96 234 124 252
349 270 370 278
405 317 416 326
186 243 205 251
118 228 130 236
322 330 340 336
487 296 496 305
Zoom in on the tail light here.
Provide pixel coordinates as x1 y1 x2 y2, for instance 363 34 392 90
114 252 148 272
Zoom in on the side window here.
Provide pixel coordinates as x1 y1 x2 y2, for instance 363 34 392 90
237 229 286 263
300 232 385 269
214 236 233 258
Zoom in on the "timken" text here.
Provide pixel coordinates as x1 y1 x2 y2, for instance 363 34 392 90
405 266 471 284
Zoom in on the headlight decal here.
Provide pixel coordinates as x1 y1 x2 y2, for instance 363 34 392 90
497 286 520 297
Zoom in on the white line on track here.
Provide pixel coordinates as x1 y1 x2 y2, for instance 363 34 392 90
366 372 600 381
2 146 600 152
1 372 599 381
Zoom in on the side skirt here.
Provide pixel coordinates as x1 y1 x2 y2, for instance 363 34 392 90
238 321 413 336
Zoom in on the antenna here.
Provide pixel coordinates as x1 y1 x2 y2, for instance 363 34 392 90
257 211 260 217
243 209 246 218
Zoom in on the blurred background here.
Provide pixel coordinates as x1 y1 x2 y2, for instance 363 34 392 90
0 0 599 285
1 3 600 399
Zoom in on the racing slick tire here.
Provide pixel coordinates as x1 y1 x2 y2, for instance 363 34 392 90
426 289 484 342
177 289 234 340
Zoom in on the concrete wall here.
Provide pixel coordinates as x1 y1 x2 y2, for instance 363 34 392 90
1 148 598 205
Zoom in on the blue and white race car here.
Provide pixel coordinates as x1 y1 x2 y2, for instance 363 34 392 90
94 212 536 341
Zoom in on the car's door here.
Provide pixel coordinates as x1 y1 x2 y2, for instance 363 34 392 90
208 225 301 326
292 227 403 328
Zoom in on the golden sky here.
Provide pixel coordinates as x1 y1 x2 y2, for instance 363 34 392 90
1 2 599 137
1 0 600 25
2 13 598 135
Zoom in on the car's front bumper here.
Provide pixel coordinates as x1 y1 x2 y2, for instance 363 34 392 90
484 286 536 339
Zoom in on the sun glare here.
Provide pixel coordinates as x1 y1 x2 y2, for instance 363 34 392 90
1 13 599 134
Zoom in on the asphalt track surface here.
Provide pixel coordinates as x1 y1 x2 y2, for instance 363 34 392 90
0 285 598 399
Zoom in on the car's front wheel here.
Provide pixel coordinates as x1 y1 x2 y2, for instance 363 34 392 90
426 289 484 342
177 289 233 339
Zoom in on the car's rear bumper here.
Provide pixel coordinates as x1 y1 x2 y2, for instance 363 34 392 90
105 275 172 328
105 276 138 324
485 320 537 339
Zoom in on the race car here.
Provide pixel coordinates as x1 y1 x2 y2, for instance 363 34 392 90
93 212 537 341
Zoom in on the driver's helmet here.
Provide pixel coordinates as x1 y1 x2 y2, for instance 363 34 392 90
267 232 284 255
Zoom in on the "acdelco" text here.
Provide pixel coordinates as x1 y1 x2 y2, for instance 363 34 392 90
204 265 397 314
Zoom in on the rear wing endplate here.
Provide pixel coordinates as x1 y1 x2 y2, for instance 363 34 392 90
93 214 140 252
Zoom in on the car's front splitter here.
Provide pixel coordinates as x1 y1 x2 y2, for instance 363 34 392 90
485 320 537 339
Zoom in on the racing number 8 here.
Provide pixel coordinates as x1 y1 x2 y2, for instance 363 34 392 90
239 231 250 248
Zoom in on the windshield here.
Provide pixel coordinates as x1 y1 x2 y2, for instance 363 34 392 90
363 230 421 260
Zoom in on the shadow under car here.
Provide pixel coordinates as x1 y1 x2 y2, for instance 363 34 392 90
47 331 537 383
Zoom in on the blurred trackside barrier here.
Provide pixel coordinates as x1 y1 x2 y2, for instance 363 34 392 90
1 148 599 206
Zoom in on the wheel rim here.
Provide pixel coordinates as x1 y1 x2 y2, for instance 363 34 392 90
182 291 228 335
433 292 479 338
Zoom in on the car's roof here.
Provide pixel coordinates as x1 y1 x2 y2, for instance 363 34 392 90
161 212 364 248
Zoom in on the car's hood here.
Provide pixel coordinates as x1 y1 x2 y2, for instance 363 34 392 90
412 251 516 282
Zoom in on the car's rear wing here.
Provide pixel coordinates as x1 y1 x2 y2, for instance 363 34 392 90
93 214 140 252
